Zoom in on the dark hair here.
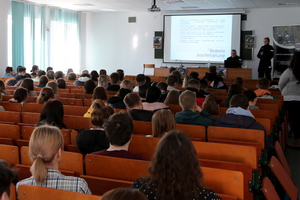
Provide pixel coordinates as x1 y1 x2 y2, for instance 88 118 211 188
145 76 151 85
264 37 270 42
54 71 63 80
229 94 249 109
209 66 217 74
5 66 13 73
146 86 161 103
90 70 99 82
46 67 53 72
167 75 178 86
116 88 132 99
102 188 147 200
93 86 108 100
135 74 146 85
117 71 124 81
170 71 181 84
212 75 224 88
57 78 66 89
46 70 54 79
37 100 67 129
104 112 133 146
99 69 107 75
37 70 46 77
169 67 176 74
188 79 200 88
202 95 219 115
257 78 269 89
234 77 244 86
199 79 208 89
231 49 236 52
80 73 90 78
156 81 168 91
91 100 114 127
0 160 16 197
36 87 54 104
228 84 242 96
20 78 34 92
138 84 149 98
243 90 257 102
110 73 120 84
84 80 96 94
0 80 6 94
289 51 300 83
13 88 28 102
18 67 26 73
31 65 39 72
68 72 76 80
124 92 140 109
24 73 32 78
189 71 199 79
164 90 180 105
39 75 49 85
147 130 204 199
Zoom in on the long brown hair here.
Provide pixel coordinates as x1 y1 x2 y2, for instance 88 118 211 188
93 86 107 100
36 87 54 104
147 130 204 199
152 109 176 137
91 99 114 127
164 90 180 105
202 94 219 115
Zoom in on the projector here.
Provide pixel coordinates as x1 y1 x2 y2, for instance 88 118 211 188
148 5 161 12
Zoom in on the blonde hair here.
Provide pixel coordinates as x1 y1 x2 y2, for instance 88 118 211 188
29 125 64 184
152 109 176 138
179 90 196 110
120 80 134 91
46 81 58 94
182 76 192 88
36 87 54 104
98 75 108 87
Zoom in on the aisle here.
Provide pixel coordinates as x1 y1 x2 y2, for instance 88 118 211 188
285 144 300 198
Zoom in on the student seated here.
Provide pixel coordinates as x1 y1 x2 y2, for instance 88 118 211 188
2 66 15 78
244 90 259 110
84 80 96 94
30 65 39 76
254 78 278 99
9 87 28 104
133 74 146 92
36 75 48 88
36 87 54 104
77 100 114 155
142 86 169 111
166 75 180 92
6 66 26 86
202 66 220 81
106 73 120 91
91 112 146 160
174 91 215 126
224 84 242 108
132 130 221 200
46 81 60 98
208 75 228 90
185 79 205 106
202 94 219 115
0 160 16 200
164 90 180 105
16 125 91 194
73 73 90 86
107 88 131 109
152 109 176 137
57 78 66 89
123 93 153 122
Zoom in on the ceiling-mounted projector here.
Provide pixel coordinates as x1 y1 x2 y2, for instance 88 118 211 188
148 0 161 12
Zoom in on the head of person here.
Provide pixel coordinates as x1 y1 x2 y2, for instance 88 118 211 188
145 76 151 86
209 65 217 74
46 67 53 72
82 70 89 75
24 73 32 79
104 112 133 147
93 86 108 100
228 84 242 96
138 84 149 99
46 81 58 94
90 100 114 128
169 67 176 74
37 70 46 78
229 94 249 109
110 72 120 85
152 109 176 138
84 80 96 94
20 78 34 92
0 80 5 93
170 70 181 83
13 88 28 103
5 66 14 75
0 160 16 200
182 75 192 88
243 90 257 106
18 67 26 75
164 90 180 105
90 70 99 82
189 71 199 80
199 79 208 90
120 80 134 92
288 51 300 83
29 125 64 184
101 188 147 200
257 78 270 89
67 72 76 80
31 65 39 73
135 74 146 86
37 100 66 129
56 78 66 89
148 130 204 199
124 92 142 110
179 90 196 110
146 86 161 103
66 68 73 75
234 77 244 86
212 75 224 88
54 71 63 80
188 79 200 90
36 87 54 104
46 70 54 79
116 88 132 99
167 75 178 87
264 37 270 45
156 81 168 92
98 75 108 87
99 69 107 75
117 70 124 82
231 49 237 58
202 94 219 115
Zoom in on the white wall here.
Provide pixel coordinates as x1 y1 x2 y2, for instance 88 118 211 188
0 0 10 75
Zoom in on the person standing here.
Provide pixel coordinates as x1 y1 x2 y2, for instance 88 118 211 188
257 37 274 80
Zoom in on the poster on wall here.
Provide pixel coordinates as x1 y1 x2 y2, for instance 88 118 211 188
153 36 162 49
273 25 300 76
245 35 255 48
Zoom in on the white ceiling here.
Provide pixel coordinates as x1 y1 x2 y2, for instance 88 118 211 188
25 0 300 12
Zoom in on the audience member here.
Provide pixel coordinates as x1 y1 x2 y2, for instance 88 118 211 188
185 79 204 106
0 80 6 95
143 86 169 111
36 75 48 88
132 130 221 200
6 66 26 86
202 94 219 115
20 78 37 96
156 81 168 102
36 87 54 104
164 90 180 105
82 70 89 74
209 75 228 90
243 90 259 110
182 75 192 88
90 70 99 82
46 70 54 80
123 93 153 122
91 112 146 160
152 109 176 137
93 86 108 101
234 77 247 90
102 188 147 200
120 80 134 92
255 78 278 99
117 70 124 82
67 72 76 81
32 70 46 82
46 67 53 72
57 78 66 89
73 73 90 86
77 100 114 154
106 73 120 91
98 75 108 88
145 76 152 87
66 68 73 76
16 125 91 194
0 160 16 200
170 70 182 85
138 84 149 102
9 88 28 103
133 74 146 92
167 75 180 91
84 80 96 94
107 88 131 109
202 66 220 81
30 65 39 76
270 80 280 89
175 91 215 126
46 81 60 98
224 84 242 108
36 100 67 129
2 66 15 78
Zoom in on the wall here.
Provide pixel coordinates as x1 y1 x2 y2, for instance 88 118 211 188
0 0 10 75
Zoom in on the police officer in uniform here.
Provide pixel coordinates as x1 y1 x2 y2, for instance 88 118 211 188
257 37 274 80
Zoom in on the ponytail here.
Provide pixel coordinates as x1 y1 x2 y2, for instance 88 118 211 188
91 100 114 127
37 87 54 104
30 156 47 183
37 93 45 104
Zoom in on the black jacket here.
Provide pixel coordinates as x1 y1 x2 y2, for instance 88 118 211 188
129 109 153 122
107 96 126 109
257 44 274 69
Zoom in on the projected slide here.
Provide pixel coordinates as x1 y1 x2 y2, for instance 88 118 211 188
164 14 241 63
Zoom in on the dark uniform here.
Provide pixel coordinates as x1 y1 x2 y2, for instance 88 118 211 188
257 44 274 80
226 55 242 67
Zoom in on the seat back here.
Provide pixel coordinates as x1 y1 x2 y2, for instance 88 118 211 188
262 177 280 200
0 144 19 165
274 141 291 177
